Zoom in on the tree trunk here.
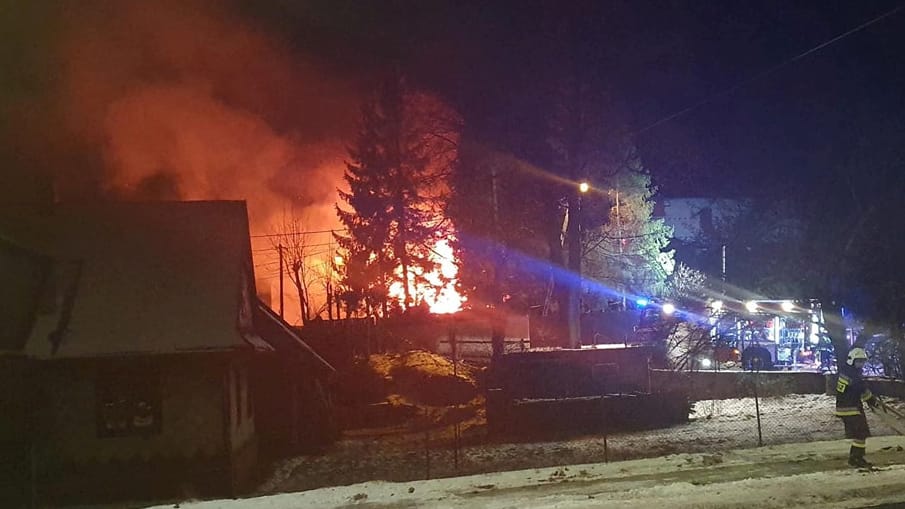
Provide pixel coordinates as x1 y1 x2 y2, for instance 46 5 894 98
293 267 309 326
489 165 506 358
490 258 506 357
326 281 333 320
491 311 506 357
823 303 848 370
400 255 412 311
396 191 412 311
547 210 569 348
566 192 582 349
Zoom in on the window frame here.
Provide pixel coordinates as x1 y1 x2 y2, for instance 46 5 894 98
95 363 163 438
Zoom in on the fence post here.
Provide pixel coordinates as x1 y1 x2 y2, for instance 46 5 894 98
450 324 459 471
599 396 609 463
424 429 431 480
753 368 763 447
30 442 37 509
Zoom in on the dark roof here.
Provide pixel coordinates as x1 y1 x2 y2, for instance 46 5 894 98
253 299 334 372
0 236 50 351
0 201 260 358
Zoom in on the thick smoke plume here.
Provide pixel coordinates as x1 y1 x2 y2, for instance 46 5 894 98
12 0 362 323
43 0 356 231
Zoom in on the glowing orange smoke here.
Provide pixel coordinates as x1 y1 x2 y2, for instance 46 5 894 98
388 238 465 314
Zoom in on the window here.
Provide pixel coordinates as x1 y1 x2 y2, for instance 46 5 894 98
96 364 162 437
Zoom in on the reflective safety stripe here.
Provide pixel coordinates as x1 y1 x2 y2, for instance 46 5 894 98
861 390 874 402
836 376 851 393
852 440 867 448
836 407 861 416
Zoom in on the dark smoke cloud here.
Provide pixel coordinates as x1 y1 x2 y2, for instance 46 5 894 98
11 0 359 231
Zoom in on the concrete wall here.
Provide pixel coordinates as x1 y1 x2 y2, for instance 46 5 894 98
487 391 691 438
824 376 905 400
651 369 826 400
867 378 905 399
490 347 655 399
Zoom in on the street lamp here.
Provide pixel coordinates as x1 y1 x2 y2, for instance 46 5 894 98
565 181 588 348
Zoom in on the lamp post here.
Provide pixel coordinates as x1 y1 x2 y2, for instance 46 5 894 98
566 181 589 349
615 186 625 308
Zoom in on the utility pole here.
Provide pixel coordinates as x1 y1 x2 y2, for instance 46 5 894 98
278 243 284 319
616 186 625 308
490 166 505 358
566 182 588 349
721 244 727 282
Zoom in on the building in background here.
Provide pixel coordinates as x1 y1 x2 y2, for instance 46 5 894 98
0 201 335 507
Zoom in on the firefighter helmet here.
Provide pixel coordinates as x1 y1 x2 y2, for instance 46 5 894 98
846 347 868 366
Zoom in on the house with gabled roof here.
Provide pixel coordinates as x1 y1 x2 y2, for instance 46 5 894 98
0 201 335 506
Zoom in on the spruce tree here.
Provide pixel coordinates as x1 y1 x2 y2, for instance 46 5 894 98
582 146 674 305
335 77 460 316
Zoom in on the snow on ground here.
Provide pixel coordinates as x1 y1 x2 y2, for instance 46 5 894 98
148 436 905 509
260 394 904 494
134 394 905 508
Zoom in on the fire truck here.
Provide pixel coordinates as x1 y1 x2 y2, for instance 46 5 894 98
635 298 835 371
707 299 835 370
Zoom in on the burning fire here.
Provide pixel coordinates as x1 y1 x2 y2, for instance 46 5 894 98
388 238 465 314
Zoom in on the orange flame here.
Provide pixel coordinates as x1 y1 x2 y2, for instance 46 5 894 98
388 238 465 314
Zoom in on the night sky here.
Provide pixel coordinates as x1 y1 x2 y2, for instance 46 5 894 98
240 0 905 197
3 1 905 202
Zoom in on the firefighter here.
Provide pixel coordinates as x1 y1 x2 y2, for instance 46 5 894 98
835 347 879 468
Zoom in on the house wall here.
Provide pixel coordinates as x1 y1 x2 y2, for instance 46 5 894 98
0 358 32 507
252 353 337 458
661 198 747 243
34 357 230 503
37 359 224 464
226 360 258 490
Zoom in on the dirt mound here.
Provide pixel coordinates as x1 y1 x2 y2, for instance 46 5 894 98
333 350 483 430
369 350 479 407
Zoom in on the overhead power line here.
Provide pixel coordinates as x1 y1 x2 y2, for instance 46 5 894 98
250 228 340 238
251 241 337 253
634 3 905 135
